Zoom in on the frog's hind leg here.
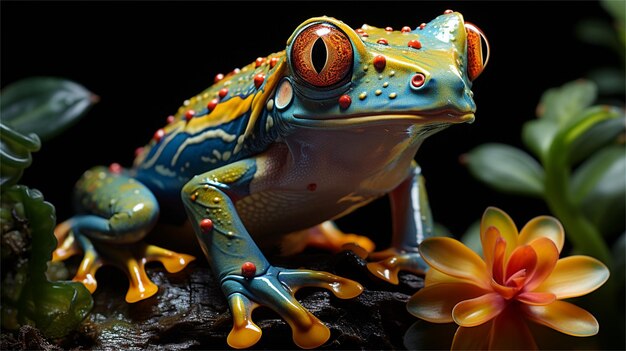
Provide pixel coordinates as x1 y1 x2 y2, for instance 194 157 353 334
280 221 376 256
53 166 195 302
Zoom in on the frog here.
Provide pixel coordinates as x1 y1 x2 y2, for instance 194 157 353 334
53 10 488 349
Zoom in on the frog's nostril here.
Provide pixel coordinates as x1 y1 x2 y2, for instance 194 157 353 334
465 22 490 81
410 73 426 89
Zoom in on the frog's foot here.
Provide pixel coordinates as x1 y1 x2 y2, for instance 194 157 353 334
281 221 376 256
101 242 196 302
366 248 426 285
222 266 363 349
53 223 195 303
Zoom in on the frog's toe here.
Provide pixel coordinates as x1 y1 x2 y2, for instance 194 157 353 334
53 227 196 303
143 244 196 274
227 293 262 349
72 238 103 293
281 221 375 256
279 269 363 299
222 267 362 349
367 249 425 285
101 242 195 303
53 221 81 261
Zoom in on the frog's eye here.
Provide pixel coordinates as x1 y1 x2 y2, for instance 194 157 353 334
465 22 490 81
291 23 353 87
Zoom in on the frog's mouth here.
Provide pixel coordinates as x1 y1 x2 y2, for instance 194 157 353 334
291 110 475 129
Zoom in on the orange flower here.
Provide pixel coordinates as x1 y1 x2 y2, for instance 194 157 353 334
407 207 609 350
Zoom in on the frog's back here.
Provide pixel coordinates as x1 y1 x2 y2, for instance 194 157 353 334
132 52 287 200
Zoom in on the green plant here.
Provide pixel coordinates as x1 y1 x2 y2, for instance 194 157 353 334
1 77 97 338
463 79 624 267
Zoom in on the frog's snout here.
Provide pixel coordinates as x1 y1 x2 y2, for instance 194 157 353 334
464 22 489 81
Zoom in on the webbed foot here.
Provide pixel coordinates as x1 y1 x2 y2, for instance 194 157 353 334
53 221 195 303
366 248 426 285
222 265 363 349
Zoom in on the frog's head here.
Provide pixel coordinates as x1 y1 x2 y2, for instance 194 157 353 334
274 11 489 131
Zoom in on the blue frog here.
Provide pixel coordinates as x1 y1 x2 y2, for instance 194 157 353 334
54 11 488 349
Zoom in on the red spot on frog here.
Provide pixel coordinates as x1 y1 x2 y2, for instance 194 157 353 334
373 55 386 71
166 115 175 124
153 128 165 143
207 98 219 112
401 26 411 33
269 57 279 68
419 23 426 30
241 261 256 279
214 73 225 83
385 26 393 32
109 163 122 174
338 95 351 109
200 218 214 233
218 88 229 99
134 147 144 157
407 39 422 50
444 9 454 14
376 38 388 45
185 110 195 122
255 57 265 67
254 73 265 89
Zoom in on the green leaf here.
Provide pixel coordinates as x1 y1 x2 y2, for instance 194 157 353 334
571 145 625 236
1 185 93 337
568 111 625 165
558 105 623 165
464 143 545 198
612 232 625 296
0 123 41 189
1 77 97 142
575 18 622 51
522 118 559 162
601 0 625 24
587 67 626 96
536 80 597 124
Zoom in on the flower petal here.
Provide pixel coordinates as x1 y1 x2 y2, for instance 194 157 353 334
518 215 564 253
481 207 519 261
516 291 556 305
535 256 609 299
425 266 467 286
524 237 559 291
451 323 492 350
407 283 488 323
419 237 490 288
522 300 599 336
505 244 536 285
481 226 500 273
452 292 506 327
489 305 538 350
492 236 507 285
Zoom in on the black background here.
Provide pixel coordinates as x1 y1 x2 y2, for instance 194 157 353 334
2 1 620 244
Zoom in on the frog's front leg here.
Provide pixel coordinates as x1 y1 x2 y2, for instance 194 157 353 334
367 163 433 284
53 166 195 302
181 156 363 349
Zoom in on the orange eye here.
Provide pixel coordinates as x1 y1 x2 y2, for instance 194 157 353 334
291 23 353 87
465 22 490 81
